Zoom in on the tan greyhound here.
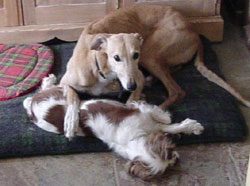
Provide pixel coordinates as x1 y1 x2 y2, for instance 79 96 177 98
60 5 250 139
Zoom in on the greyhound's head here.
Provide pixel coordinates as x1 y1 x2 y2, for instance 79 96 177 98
90 33 143 91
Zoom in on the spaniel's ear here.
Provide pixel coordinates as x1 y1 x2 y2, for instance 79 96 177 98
90 34 108 51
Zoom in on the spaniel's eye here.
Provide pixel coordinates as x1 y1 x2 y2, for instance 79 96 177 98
114 55 121 62
133 52 139 60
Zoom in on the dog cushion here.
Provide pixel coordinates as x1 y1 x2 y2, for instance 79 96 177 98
0 44 54 100
0 37 247 158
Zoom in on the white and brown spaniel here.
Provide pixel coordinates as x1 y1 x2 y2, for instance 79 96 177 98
23 74 204 180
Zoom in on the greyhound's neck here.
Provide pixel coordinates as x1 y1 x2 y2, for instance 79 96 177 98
91 51 111 79
94 52 106 79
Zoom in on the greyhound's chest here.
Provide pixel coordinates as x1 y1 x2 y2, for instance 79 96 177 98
75 72 120 96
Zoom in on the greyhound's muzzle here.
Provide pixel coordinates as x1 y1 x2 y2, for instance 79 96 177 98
127 81 137 91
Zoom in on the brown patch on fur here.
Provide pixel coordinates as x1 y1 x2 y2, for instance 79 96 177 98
44 105 94 136
32 87 64 104
87 101 140 124
28 87 64 124
146 131 176 160
79 110 94 136
126 161 153 181
45 105 65 133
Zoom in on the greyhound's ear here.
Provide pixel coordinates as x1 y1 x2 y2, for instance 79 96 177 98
134 33 143 45
90 34 107 51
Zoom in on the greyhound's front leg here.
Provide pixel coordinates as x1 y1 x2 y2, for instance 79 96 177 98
127 70 145 103
63 85 80 140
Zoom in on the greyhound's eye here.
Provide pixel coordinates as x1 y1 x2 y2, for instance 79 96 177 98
114 55 121 62
133 52 139 60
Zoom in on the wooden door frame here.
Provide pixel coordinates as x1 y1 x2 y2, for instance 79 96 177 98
120 0 219 17
0 0 223 44
22 0 117 25
0 0 21 27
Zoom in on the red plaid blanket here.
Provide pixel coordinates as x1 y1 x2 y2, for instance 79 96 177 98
0 44 54 100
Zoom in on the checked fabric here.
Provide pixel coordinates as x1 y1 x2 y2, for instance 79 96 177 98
0 44 54 100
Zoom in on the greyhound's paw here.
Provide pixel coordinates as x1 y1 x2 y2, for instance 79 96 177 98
181 118 204 135
64 105 79 140
41 74 57 90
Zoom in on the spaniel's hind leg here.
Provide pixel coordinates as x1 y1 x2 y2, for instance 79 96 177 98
126 131 179 180
162 118 204 135
41 74 57 90
150 106 172 125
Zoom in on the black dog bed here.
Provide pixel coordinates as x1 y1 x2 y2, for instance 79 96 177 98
0 36 247 158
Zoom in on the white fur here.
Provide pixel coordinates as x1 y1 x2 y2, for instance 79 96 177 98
82 100 204 175
23 96 65 134
162 118 204 135
33 98 66 134
24 74 63 134
73 71 118 96
64 103 80 139
23 97 33 116
41 74 57 90
24 74 204 178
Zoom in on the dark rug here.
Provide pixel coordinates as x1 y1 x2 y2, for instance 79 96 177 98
0 36 248 158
